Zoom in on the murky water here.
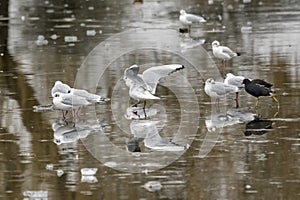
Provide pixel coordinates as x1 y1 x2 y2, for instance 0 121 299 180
0 0 299 199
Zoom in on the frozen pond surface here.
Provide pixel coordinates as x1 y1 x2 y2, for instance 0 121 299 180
0 0 299 199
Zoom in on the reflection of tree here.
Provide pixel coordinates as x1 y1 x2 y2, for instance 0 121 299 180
0 1 60 198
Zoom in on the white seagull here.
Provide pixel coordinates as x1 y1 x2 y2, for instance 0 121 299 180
52 92 91 119
212 40 240 68
224 73 245 107
179 10 206 34
204 78 238 104
51 81 109 104
124 64 184 108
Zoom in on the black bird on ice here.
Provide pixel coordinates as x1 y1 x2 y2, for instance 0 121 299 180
242 79 279 107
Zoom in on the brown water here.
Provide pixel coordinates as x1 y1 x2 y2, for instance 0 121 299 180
0 0 299 199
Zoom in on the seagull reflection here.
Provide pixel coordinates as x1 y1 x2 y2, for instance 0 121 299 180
205 108 255 132
244 116 273 136
52 121 95 145
127 120 186 152
125 106 158 120
199 108 255 158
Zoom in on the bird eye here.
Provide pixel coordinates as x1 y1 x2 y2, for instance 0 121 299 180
68 90 71 93
55 93 59 97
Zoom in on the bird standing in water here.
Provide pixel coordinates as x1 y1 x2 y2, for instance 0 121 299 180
212 40 240 70
224 73 245 108
242 78 279 107
179 10 206 35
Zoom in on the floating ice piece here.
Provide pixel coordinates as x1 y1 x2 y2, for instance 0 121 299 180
241 26 252 33
45 163 54 170
86 30 96 36
81 168 98 176
81 175 98 183
36 35 48 46
143 181 162 192
64 36 78 42
33 104 53 112
56 169 64 177
50 34 59 40
23 190 48 198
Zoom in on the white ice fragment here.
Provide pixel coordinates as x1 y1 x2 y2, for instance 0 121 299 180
86 30 96 36
36 35 48 46
88 6 94 10
45 163 54 170
64 36 78 42
104 161 117 168
245 184 251 189
50 34 58 40
21 16 25 21
241 26 252 33
99 30 103 34
81 175 98 183
46 9 55 13
56 169 64 177
143 181 162 192
23 191 48 198
81 168 98 176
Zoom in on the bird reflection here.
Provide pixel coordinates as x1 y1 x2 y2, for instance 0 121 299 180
125 106 158 120
52 121 95 145
205 108 255 132
244 116 273 136
127 120 186 152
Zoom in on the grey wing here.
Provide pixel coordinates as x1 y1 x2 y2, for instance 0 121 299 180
142 64 184 94
186 14 206 23
61 94 89 106
228 77 244 88
73 89 101 100
221 46 236 57
214 82 237 95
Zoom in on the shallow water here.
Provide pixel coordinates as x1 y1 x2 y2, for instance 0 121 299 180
0 0 299 199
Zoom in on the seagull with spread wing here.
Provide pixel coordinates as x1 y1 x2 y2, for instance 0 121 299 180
123 64 185 109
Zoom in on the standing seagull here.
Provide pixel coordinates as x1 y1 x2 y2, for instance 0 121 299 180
179 10 206 34
52 92 91 120
204 78 238 106
212 40 240 69
51 81 109 104
124 64 185 109
242 79 279 107
224 73 245 107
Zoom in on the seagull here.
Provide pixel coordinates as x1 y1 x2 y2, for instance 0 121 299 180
242 78 279 107
51 81 109 104
52 92 91 119
179 10 206 34
204 78 238 105
123 64 185 109
212 40 240 68
224 73 245 107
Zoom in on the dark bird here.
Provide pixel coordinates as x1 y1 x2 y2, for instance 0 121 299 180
242 78 279 107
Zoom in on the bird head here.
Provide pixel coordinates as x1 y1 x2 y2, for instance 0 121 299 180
212 40 220 47
180 10 186 15
206 78 215 84
226 73 234 78
242 79 251 85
